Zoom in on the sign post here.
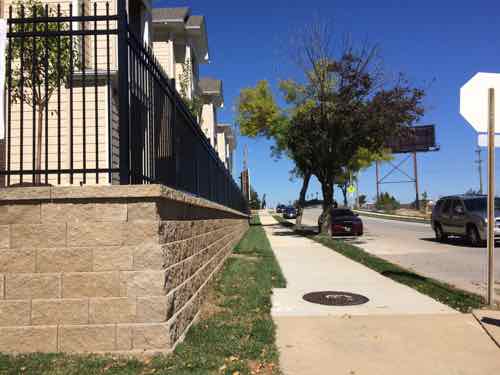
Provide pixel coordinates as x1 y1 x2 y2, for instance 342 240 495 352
487 88 495 306
460 72 500 307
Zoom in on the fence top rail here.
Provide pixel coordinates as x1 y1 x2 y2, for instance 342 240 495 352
7 14 119 24
7 29 118 38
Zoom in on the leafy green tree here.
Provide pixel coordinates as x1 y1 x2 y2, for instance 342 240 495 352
248 187 261 210
286 38 425 233
237 80 287 140
8 0 75 183
236 81 313 225
238 22 425 234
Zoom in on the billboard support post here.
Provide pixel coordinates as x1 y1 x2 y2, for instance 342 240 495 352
376 125 438 210
413 152 420 210
375 161 380 202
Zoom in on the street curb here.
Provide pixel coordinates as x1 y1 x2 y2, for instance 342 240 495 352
353 210 431 224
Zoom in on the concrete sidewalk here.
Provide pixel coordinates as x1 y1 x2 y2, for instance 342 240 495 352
260 211 500 375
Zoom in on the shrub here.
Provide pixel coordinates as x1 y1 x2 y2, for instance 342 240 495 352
375 192 400 212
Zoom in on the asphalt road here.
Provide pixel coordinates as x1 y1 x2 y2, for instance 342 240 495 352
299 207 500 300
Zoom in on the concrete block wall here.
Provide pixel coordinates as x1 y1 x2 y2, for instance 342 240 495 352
0 185 248 355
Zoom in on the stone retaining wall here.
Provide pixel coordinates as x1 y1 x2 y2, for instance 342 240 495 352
0 185 249 355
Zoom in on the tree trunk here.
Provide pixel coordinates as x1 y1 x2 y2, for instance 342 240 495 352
318 179 334 234
295 171 311 228
341 184 348 207
35 107 43 185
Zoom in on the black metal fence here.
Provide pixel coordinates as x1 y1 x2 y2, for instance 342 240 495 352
1 2 248 213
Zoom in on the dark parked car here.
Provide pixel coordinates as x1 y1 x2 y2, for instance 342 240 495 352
276 204 286 213
283 206 298 219
431 194 500 246
331 208 363 236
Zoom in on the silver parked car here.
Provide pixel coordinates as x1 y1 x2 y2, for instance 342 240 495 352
431 195 500 246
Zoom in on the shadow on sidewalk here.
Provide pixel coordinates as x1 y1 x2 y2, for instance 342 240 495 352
420 237 486 248
482 317 500 328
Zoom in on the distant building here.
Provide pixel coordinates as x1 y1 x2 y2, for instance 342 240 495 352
199 77 223 147
215 124 236 173
152 7 209 101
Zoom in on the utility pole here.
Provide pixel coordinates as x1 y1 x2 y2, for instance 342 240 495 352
475 146 484 194
375 161 380 202
241 145 250 201
413 152 420 210
355 172 360 209
243 145 248 171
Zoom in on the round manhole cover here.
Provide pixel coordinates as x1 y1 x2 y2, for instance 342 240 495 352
303 291 369 306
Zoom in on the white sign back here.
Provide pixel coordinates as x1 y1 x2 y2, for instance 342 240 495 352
478 133 500 148
460 72 500 133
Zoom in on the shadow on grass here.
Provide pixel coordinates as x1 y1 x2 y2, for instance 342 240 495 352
272 230 312 237
381 270 427 282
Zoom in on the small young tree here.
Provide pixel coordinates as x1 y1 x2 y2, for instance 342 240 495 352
178 58 203 121
8 0 75 184
286 41 425 233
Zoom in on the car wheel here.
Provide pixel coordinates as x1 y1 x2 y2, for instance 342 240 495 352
434 224 447 242
467 225 481 247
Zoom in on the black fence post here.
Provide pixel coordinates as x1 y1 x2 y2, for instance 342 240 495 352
117 0 130 184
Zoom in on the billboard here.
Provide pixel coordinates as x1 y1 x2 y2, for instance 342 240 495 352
386 125 438 154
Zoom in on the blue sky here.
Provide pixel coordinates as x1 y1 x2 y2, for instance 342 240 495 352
155 0 500 207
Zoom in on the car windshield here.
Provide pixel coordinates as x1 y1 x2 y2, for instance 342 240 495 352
463 198 500 211
332 209 354 216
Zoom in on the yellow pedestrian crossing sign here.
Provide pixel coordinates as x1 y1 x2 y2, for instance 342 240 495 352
347 185 356 194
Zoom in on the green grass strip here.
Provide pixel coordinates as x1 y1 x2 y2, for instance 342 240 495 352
0 217 285 375
272 215 484 313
